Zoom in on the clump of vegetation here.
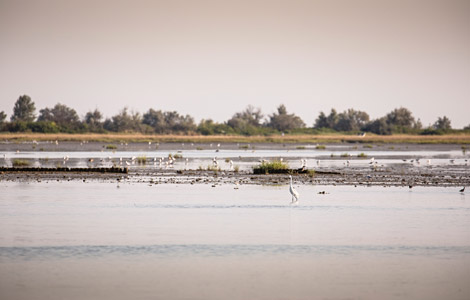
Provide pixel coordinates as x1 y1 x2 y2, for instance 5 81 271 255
137 156 147 164
388 146 395 150
340 153 350 157
233 165 240 173
105 144 117 150
12 159 31 167
296 146 306 149
173 153 183 159
363 144 373 148
330 153 335 157
357 152 367 158
253 160 289 174
225 158 231 163
207 165 221 172
196 147 203 150
315 145 326 150
239 145 249 149
462 145 467 154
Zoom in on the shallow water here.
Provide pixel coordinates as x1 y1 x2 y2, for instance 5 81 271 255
1 182 469 299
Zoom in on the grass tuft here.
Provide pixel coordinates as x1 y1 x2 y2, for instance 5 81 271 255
253 160 289 174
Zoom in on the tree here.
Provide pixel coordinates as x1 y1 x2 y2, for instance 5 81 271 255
433 116 451 130
363 117 392 135
143 109 196 133
385 107 417 133
11 95 36 122
0 111 6 123
38 103 80 131
227 105 264 134
84 109 104 132
227 105 264 128
334 109 369 131
313 111 329 129
104 108 143 132
266 104 305 131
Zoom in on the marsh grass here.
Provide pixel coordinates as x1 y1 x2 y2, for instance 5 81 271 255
315 145 326 149
137 156 147 164
105 144 117 150
2 133 470 144
296 146 306 149
357 152 368 158
12 159 31 167
253 160 289 174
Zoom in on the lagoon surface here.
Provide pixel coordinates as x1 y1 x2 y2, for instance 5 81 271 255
1 182 469 299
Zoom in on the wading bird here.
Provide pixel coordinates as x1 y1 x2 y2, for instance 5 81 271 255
289 175 299 203
460 187 465 193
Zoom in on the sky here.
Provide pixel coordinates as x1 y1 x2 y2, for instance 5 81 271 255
1 0 469 128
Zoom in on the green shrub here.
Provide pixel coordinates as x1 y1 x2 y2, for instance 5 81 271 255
105 144 117 150
253 160 289 174
12 159 31 167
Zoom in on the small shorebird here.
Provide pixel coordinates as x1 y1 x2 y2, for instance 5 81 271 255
459 187 465 193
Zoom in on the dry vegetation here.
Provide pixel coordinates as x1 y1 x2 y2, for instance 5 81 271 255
1 133 470 144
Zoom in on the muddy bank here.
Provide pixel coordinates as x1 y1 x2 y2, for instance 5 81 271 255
1 165 468 188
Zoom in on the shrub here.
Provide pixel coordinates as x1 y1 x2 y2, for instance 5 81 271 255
12 159 31 167
253 160 289 174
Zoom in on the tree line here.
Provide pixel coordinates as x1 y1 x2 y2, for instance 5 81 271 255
0 95 467 136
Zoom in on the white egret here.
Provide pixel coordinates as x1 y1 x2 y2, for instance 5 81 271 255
289 175 299 203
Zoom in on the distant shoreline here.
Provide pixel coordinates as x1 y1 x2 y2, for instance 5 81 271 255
1 133 470 144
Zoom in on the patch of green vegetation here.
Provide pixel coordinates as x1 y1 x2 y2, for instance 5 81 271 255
340 153 350 157
307 169 315 177
239 145 249 149
137 156 147 164
296 146 306 150
173 153 183 159
196 147 203 150
315 145 326 150
224 158 230 163
253 160 289 174
105 144 117 150
357 152 368 158
388 146 395 150
12 159 31 167
363 144 373 148
207 165 221 172
330 153 335 157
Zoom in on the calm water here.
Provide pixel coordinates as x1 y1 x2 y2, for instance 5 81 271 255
1 182 469 299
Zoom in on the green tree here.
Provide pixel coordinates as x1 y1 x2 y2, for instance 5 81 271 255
197 119 233 135
38 103 80 131
104 108 143 132
143 109 196 133
363 117 392 135
0 111 6 123
266 104 305 131
314 111 329 128
433 116 451 130
84 109 104 132
385 107 417 133
227 105 264 134
11 95 36 122
334 109 370 131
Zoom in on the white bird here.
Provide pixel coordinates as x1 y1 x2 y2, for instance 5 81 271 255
229 159 233 170
289 175 299 203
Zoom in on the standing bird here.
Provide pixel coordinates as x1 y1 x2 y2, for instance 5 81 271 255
460 187 465 193
289 175 300 203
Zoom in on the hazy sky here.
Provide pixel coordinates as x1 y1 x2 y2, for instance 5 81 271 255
1 0 469 128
